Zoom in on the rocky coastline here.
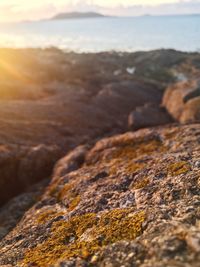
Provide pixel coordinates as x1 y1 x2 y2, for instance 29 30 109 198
0 48 199 266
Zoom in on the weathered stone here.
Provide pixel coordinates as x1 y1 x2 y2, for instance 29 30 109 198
53 145 89 179
0 144 61 205
1 49 200 266
163 80 200 123
128 103 173 130
180 97 200 123
0 179 48 240
0 124 199 266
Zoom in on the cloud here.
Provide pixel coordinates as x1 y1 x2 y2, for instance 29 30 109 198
104 0 200 16
1 0 200 22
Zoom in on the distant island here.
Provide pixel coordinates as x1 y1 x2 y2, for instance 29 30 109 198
50 12 105 21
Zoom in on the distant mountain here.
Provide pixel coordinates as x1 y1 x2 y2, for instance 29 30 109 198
50 12 105 21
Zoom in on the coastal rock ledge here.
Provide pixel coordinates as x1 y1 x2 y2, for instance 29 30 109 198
0 124 200 267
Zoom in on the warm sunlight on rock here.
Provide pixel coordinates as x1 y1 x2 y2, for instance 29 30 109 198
0 2 199 267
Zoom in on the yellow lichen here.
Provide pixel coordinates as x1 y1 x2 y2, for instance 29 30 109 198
133 178 150 190
168 161 191 176
110 139 164 160
109 160 143 176
68 195 81 211
104 139 164 176
21 209 145 266
57 183 74 201
56 183 81 211
47 182 59 198
37 210 65 224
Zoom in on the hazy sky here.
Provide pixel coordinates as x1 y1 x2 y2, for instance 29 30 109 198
1 0 200 22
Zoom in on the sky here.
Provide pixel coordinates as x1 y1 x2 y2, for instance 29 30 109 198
1 0 200 22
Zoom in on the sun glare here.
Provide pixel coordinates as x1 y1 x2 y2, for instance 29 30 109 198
0 49 36 85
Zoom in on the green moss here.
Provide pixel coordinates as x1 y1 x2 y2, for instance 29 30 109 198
21 209 145 266
168 161 191 176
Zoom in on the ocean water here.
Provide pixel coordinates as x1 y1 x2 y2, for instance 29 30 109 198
0 15 200 52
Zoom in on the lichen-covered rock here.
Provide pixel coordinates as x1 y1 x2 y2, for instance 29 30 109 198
0 124 199 266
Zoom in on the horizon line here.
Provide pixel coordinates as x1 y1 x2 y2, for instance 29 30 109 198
1 11 200 24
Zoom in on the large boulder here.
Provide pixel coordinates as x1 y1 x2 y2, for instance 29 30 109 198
128 103 173 130
90 80 163 130
0 124 199 267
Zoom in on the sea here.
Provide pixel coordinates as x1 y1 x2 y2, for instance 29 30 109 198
0 15 200 52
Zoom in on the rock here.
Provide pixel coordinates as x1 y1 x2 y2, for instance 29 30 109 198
0 124 199 266
163 79 200 123
128 103 173 130
1 48 200 266
18 144 61 187
180 96 200 123
162 80 197 120
0 144 61 205
0 50 170 205
1 48 200 208
53 145 89 179
0 179 48 240
92 80 162 129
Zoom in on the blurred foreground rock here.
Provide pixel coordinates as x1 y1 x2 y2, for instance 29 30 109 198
0 144 61 205
163 80 200 123
0 124 199 266
0 179 48 240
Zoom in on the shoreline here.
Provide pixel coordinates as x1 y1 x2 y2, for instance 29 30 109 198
0 46 198 54
0 15 200 53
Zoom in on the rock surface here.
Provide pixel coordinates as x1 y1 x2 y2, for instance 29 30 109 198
0 49 172 204
180 96 200 123
128 103 172 130
0 144 61 205
0 179 48 240
0 124 199 267
1 49 200 266
163 80 200 123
